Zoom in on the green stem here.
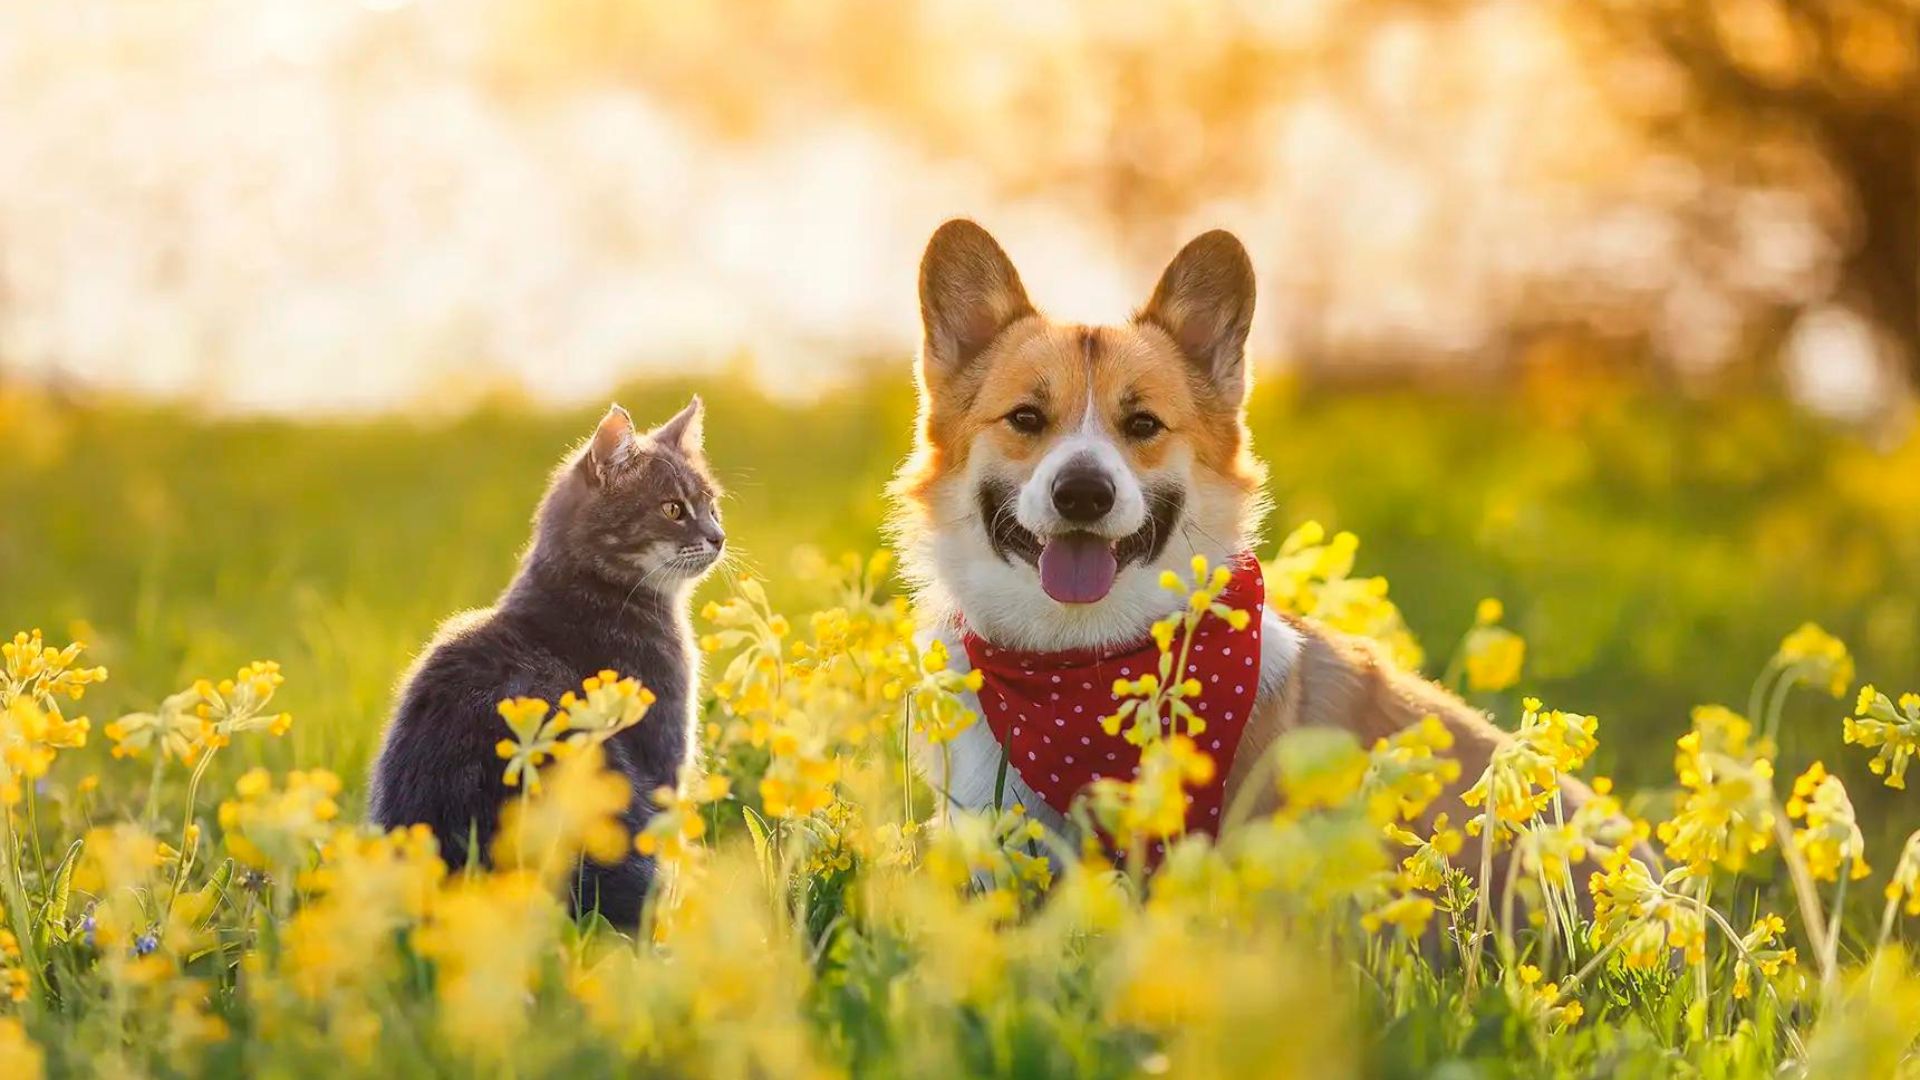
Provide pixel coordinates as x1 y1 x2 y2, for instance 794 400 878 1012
1559 925 1632 993
940 743 952 827
1747 659 1782 738
1824 859 1850 986
1547 791 1580 956
1772 810 1833 989
1694 876 1712 1037
901 696 915 827
1168 611 1203 741
162 746 221 925
141 750 167 830
1498 842 1523 969
1220 735 1285 832
1468 810 1498 993
23 783 48 888
1692 892 1810 1060
0 808 45 1006
1761 662 1805 747
1440 642 1468 695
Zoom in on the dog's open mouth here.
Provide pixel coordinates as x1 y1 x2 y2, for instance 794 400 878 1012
977 481 1184 604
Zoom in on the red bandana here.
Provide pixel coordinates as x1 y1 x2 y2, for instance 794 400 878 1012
959 557 1265 836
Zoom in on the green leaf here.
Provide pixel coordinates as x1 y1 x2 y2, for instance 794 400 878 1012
743 804 774 880
37 837 83 949
195 858 237 925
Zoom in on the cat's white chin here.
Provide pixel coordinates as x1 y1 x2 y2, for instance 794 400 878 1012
611 539 725 593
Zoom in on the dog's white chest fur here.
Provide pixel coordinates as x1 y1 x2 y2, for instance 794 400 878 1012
917 608 1302 841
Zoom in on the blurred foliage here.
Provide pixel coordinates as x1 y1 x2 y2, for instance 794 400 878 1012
2 368 1917 838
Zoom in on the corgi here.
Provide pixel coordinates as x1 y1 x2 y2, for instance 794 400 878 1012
889 218 1604 877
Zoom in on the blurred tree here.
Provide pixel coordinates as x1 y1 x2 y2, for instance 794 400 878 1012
484 0 1915 398
1581 0 1920 392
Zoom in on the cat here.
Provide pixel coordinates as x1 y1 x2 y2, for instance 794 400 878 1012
367 397 725 926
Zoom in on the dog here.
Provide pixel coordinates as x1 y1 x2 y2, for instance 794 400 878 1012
889 218 1604 879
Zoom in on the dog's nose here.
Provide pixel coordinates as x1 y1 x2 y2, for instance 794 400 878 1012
1051 467 1115 524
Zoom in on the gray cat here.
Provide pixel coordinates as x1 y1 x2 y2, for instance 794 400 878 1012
367 398 724 925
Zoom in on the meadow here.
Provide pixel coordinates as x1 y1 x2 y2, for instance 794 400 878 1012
2 368 1920 1076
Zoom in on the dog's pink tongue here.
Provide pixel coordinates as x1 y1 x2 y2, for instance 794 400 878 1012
1038 534 1119 604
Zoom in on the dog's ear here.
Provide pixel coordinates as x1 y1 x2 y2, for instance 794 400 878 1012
1136 230 1255 402
585 403 635 486
919 219 1034 384
651 394 705 458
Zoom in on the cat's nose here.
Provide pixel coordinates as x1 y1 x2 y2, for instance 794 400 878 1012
704 529 726 551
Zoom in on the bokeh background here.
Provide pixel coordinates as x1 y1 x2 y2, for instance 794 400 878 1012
3 0 1918 834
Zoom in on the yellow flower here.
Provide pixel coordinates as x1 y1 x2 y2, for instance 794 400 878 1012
1265 522 1423 670
410 871 562 1061
0 633 97 803
1517 780 1641 882
701 577 793 726
1657 706 1776 873
1802 949 1920 1076
493 742 633 882
1273 728 1369 816
0 1017 43 1080
1462 698 1593 839
557 670 656 742
1775 622 1854 698
1887 831 1920 920
1730 913 1798 1001
1359 891 1435 937
1 629 107 709
904 639 980 747
281 825 446 1006
1511 964 1583 1032
217 768 342 870
1844 685 1920 789
1361 715 1461 824
636 767 731 869
1786 761 1871 882
494 697 566 791
1464 628 1525 694
1100 555 1258 750
0 699 58 805
1588 857 1705 970
0 923 28 1003
1085 736 1216 847
759 721 839 819
105 660 288 762
72 823 164 951
1386 813 1463 891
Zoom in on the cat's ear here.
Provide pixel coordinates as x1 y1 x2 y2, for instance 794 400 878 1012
651 395 705 457
584 403 634 486
1135 230 1255 402
919 219 1034 385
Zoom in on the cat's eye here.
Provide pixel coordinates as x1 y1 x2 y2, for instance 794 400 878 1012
1005 406 1046 435
1123 412 1165 440
661 501 684 521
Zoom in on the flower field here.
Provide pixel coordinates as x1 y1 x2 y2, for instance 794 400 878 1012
3 372 1920 1077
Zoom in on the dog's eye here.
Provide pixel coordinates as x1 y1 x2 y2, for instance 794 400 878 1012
1123 412 1165 440
661 501 684 521
1005 406 1046 435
